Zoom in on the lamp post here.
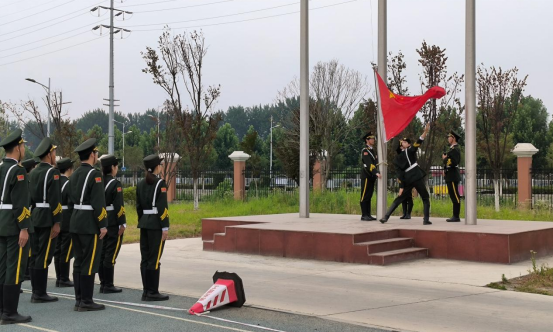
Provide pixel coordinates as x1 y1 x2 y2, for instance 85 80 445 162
114 119 132 168
270 115 280 179
148 114 160 153
25 78 51 136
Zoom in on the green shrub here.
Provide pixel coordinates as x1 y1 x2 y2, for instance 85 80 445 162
123 186 137 205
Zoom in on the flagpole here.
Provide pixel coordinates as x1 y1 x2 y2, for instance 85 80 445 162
465 0 477 225
376 0 387 220
299 0 309 218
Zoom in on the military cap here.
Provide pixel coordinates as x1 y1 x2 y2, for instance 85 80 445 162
143 154 164 172
21 158 38 173
57 157 74 171
99 154 120 168
0 128 26 150
447 130 461 141
74 138 98 157
401 137 412 144
362 132 376 141
34 137 57 158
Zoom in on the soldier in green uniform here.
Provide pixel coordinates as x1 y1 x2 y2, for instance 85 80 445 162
98 154 126 294
396 139 413 220
360 132 381 221
137 155 170 301
21 158 37 284
0 129 32 325
54 158 75 287
443 130 462 222
69 139 107 311
29 138 61 303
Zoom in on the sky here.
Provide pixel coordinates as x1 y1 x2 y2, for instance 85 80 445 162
0 0 552 123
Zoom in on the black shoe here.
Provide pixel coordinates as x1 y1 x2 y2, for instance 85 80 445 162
423 221 432 225
31 269 58 303
360 216 372 221
142 269 169 302
379 218 388 224
78 275 105 312
446 217 461 222
102 285 122 294
367 216 376 221
57 262 74 287
56 279 74 288
399 215 407 219
100 266 123 294
0 284 32 325
403 214 411 220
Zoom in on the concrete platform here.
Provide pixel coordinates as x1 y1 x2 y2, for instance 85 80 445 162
202 213 553 264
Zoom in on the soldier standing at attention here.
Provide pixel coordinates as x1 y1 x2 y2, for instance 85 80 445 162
70 138 107 311
98 155 126 294
137 155 170 301
54 158 75 287
360 132 381 221
29 138 61 303
443 131 462 222
0 129 32 325
21 158 37 286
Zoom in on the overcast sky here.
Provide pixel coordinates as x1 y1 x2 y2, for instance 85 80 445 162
1 0 551 124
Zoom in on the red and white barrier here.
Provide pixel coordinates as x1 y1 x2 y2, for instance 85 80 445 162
189 271 246 315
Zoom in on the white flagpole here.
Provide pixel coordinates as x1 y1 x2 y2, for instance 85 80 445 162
376 0 387 220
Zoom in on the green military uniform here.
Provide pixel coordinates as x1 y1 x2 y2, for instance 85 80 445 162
21 158 37 283
360 132 379 221
69 138 107 312
98 155 126 294
444 131 462 222
395 140 413 220
29 138 61 303
137 154 170 301
0 129 32 325
53 158 74 287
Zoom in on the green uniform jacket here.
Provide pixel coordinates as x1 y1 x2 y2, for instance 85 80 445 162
60 175 73 233
0 158 31 236
69 163 108 234
395 143 406 189
396 138 426 186
104 175 126 227
360 146 379 179
29 162 62 228
443 144 461 182
136 177 170 230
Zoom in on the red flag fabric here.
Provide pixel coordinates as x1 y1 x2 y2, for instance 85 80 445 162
375 70 446 142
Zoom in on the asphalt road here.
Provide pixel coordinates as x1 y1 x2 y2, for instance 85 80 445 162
11 280 391 332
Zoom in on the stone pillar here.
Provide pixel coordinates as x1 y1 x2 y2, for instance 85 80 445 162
313 160 322 192
229 151 250 200
160 153 181 203
512 143 539 209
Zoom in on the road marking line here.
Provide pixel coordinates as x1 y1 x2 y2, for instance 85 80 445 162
197 314 289 332
19 324 61 332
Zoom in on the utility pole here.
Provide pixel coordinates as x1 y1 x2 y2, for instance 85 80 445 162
270 115 280 180
91 3 132 155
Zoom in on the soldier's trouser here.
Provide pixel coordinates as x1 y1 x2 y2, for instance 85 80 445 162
386 179 431 221
401 193 413 216
360 177 376 216
71 233 102 276
24 233 33 281
101 226 123 269
54 231 73 281
140 229 165 271
0 236 30 286
31 227 56 271
447 181 461 218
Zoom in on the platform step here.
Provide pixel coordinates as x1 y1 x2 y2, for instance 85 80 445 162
369 247 428 266
355 238 413 254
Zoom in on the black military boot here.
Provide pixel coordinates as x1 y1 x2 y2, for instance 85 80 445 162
142 269 169 302
140 267 147 298
73 273 81 311
400 201 408 219
54 257 61 286
101 266 122 294
98 265 105 293
423 201 432 225
78 275 105 312
57 262 73 287
0 284 3 314
31 269 58 303
0 284 32 325
366 202 375 221
446 216 461 222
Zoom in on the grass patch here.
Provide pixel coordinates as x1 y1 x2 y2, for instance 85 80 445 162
122 190 553 244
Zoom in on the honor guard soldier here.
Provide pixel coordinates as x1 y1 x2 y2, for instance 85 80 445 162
98 154 126 294
395 139 413 220
137 154 170 301
70 139 107 311
53 158 75 287
29 138 61 303
21 158 38 284
360 132 381 221
380 124 432 225
0 129 32 325
443 130 462 222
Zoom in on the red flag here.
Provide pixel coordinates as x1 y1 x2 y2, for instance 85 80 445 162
375 70 446 142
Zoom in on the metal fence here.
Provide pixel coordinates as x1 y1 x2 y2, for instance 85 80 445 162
531 168 553 208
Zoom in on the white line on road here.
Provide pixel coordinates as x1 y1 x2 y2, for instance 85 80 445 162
19 324 61 332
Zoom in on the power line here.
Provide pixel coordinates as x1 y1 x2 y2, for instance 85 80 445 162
133 0 234 13
0 0 30 10
0 0 60 17
118 0 188 8
132 0 358 32
0 30 90 59
0 0 77 27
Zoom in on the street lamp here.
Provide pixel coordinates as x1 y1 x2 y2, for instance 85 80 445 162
25 77 51 136
114 119 132 169
270 115 280 179
148 114 160 153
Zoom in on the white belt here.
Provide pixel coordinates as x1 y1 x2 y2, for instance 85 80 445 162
143 207 158 215
35 203 50 208
73 204 94 210
0 204 13 210
405 163 419 173
62 205 69 210
106 205 114 211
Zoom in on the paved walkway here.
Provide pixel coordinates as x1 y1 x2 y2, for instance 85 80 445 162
50 238 553 332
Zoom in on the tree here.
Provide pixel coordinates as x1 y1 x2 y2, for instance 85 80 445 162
224 106 249 140
142 29 222 210
213 123 239 169
477 65 527 211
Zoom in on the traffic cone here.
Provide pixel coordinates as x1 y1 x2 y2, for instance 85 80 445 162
188 271 246 315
